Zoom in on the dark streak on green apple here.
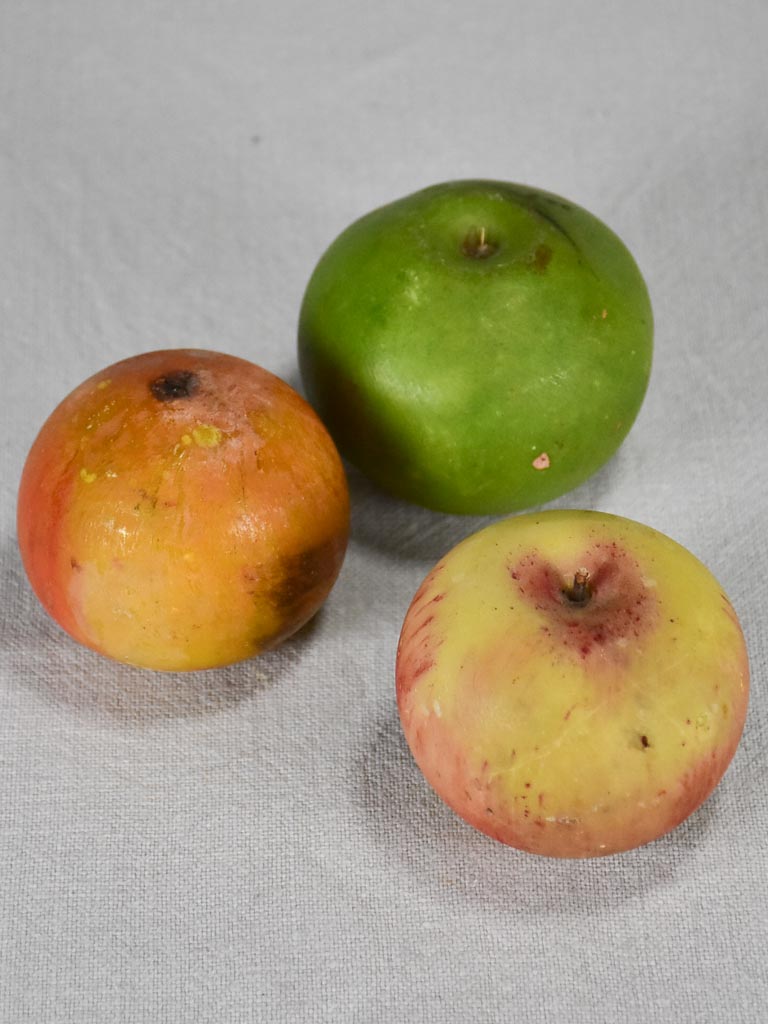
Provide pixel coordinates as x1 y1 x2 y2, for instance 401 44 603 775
525 198 582 252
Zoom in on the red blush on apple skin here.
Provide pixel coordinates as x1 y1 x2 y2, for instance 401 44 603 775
509 541 660 662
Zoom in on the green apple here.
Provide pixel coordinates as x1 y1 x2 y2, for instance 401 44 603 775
396 510 750 857
298 180 653 514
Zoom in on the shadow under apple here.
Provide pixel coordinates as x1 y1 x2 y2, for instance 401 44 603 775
345 449 628 567
349 709 720 916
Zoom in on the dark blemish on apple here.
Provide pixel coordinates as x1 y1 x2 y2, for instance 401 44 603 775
271 539 340 617
542 195 573 213
641 734 650 748
486 807 494 815
150 370 201 402
136 488 158 511
70 557 82 571
526 199 581 252
525 782 532 788
531 244 553 273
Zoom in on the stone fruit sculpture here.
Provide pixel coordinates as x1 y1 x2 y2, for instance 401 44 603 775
17 349 350 671
298 179 653 514
396 510 749 857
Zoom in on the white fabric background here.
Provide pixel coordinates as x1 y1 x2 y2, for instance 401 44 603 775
1 2 766 1021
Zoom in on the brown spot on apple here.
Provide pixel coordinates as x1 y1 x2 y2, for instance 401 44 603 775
272 539 342 617
531 243 553 273
149 370 201 402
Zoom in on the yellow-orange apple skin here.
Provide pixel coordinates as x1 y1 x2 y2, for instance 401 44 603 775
396 511 749 857
17 349 350 671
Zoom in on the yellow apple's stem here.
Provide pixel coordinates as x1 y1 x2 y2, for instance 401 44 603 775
462 226 497 259
564 568 592 606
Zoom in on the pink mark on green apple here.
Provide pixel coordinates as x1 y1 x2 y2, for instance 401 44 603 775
532 452 550 470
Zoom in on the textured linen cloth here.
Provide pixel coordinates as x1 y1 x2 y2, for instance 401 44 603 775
1 2 766 1021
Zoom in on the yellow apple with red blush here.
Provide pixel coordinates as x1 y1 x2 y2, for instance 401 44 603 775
396 510 749 857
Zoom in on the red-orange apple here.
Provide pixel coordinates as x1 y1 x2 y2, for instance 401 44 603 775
396 510 749 857
17 349 350 671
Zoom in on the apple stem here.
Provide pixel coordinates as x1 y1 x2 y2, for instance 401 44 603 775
564 568 592 607
462 226 498 259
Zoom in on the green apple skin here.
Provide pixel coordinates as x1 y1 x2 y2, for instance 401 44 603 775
298 180 653 515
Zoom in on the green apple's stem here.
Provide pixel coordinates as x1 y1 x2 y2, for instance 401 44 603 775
462 226 498 259
563 568 592 606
